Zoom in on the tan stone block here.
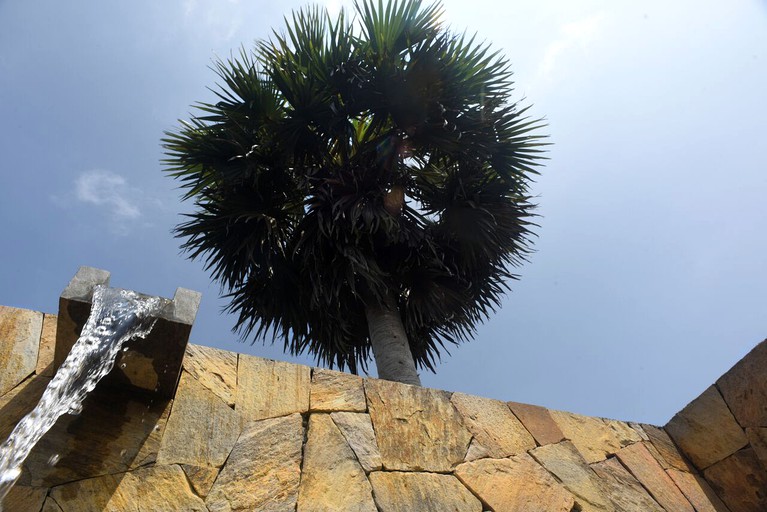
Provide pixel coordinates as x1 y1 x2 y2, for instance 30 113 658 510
615 442 694 512
591 457 664 512
41 497 63 512
23 387 173 487
206 413 303 512
463 438 491 462
181 464 221 498
330 412 382 472
235 355 310 424
717 339 767 427
450 393 535 458
35 314 57 377
310 368 366 412
297 414 376 511
364 379 471 472
369 471 481 512
667 468 731 512
549 409 642 463
508 401 565 445
0 374 50 441
531 441 614 511
183 343 238 406
665 385 748 470
703 447 767 512
746 427 767 468
455 455 576 512
640 423 694 471
0 306 43 397
49 464 207 511
157 371 240 467
130 395 172 469
1 485 47 512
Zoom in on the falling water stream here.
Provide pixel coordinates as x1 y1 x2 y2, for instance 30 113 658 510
0 285 168 509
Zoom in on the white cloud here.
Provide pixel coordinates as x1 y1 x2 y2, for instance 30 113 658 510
75 170 141 221
537 13 606 79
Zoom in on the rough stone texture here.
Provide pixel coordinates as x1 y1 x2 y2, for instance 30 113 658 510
464 438 491 462
330 412 382 472
365 379 471 472
508 401 566 446
181 464 220 498
0 373 50 441
157 370 240 467
35 313 57 377
450 393 535 458
716 339 767 428
549 409 642 463
667 468 731 512
206 413 303 512
130 394 172 469
236 355 310 424
703 448 767 512
49 464 207 511
455 455 576 512
297 414 376 512
640 423 693 471
746 427 767 468
24 387 173 487
369 471 482 512
615 442 695 512
42 497 64 512
665 385 748 470
531 441 614 511
0 306 43 397
310 368 367 412
1 485 48 512
591 457 664 512
183 343 238 406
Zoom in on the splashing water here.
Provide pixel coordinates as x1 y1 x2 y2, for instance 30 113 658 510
0 286 168 508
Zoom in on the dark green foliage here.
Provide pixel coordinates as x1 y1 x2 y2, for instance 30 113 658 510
163 0 547 374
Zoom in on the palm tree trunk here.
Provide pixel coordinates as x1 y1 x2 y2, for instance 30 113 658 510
364 288 421 386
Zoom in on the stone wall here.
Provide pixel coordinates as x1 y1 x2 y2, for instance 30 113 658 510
0 304 756 511
665 339 767 511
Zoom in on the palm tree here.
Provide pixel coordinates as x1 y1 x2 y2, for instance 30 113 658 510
163 0 546 385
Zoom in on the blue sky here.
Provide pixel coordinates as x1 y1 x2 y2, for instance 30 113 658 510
1 0 765 425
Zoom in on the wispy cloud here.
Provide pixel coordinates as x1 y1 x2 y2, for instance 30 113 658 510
536 13 606 80
75 170 141 220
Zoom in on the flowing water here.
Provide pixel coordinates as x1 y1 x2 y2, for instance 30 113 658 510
0 286 168 508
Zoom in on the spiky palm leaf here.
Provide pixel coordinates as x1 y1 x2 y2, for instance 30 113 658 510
163 0 547 374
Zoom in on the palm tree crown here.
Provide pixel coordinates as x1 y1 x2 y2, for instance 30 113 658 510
163 0 546 378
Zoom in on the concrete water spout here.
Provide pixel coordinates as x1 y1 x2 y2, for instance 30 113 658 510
54 266 202 399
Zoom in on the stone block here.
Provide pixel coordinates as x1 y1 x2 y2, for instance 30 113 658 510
508 401 566 446
0 485 47 512
364 379 471 472
746 427 767 468
703 447 767 512
181 465 220 499
591 457 664 512
549 409 642 463
35 314 57 377
530 441 614 511
665 385 748 470
615 442 694 512
49 464 207 511
455 455 576 512
206 413 304 512
0 374 50 442
369 471 481 512
450 393 535 458
330 412 382 472
54 267 201 399
717 339 767 427
310 368 367 412
463 438 491 462
297 414 376 511
666 468 731 512
0 305 43 397
640 423 693 471
183 343 237 406
235 355 310 424
157 370 240 467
